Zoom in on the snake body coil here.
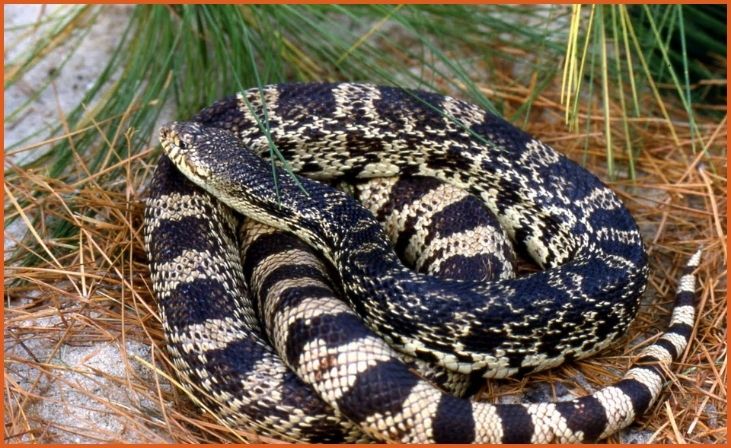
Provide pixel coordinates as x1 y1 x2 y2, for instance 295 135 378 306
144 83 699 443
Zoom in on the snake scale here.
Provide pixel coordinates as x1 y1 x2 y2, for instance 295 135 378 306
143 82 700 443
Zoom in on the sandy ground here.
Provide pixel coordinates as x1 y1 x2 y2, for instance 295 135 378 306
5 5 174 443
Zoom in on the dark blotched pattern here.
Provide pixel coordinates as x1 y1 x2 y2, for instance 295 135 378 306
144 83 700 442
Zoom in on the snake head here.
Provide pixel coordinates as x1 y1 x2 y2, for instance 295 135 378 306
159 121 222 182
159 121 271 202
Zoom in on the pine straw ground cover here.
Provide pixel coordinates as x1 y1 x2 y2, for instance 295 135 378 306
4 80 726 443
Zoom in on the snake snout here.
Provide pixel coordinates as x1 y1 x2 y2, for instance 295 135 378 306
161 122 204 148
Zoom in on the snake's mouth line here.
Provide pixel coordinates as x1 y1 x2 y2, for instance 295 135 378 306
159 125 181 161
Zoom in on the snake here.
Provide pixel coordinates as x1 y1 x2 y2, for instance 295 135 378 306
143 82 700 443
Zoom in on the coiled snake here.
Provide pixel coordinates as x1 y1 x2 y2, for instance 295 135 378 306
143 83 700 443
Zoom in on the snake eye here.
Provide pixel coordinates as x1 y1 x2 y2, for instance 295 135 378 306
179 132 198 151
